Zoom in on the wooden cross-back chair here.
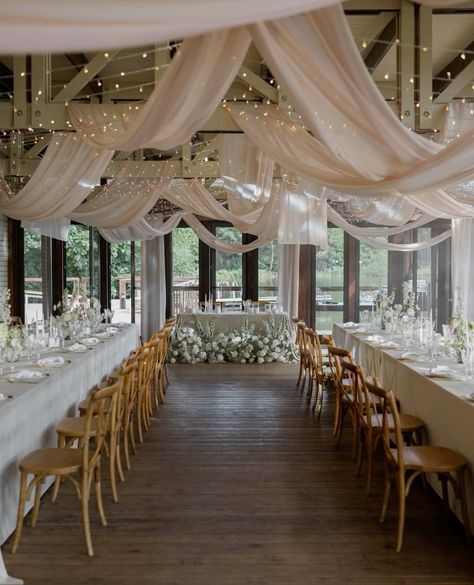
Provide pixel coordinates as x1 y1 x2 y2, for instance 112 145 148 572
327 346 355 443
135 345 153 444
295 321 309 391
342 361 424 496
365 381 471 552
12 380 122 556
54 373 125 504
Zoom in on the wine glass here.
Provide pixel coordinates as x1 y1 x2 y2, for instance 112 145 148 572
5 347 18 372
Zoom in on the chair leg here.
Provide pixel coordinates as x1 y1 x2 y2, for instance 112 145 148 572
350 413 358 462
81 477 94 557
395 472 406 553
366 438 374 496
123 416 132 470
130 418 138 454
109 437 119 503
296 360 303 388
158 370 165 404
11 471 28 553
457 469 472 545
52 433 66 502
116 442 125 482
30 478 43 527
333 390 341 436
380 466 392 523
94 463 107 527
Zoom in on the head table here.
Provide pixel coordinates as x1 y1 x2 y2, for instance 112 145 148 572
173 311 295 364
333 322 474 533
0 324 140 582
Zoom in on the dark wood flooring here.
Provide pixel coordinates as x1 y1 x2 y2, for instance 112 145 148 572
4 363 474 584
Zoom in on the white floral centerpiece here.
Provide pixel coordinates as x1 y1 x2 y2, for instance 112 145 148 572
450 288 472 363
168 315 295 364
53 283 101 337
0 287 26 351
375 289 395 329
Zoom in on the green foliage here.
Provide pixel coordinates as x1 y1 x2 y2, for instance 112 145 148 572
24 230 42 281
172 228 199 278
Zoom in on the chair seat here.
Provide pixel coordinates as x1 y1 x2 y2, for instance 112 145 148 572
367 412 424 432
57 416 99 437
392 446 467 473
19 448 84 475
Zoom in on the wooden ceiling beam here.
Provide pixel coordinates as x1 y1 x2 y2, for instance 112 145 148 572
364 16 397 73
359 12 396 60
432 40 474 103
54 51 119 102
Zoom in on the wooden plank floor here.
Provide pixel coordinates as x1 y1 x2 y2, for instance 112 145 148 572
4 363 474 584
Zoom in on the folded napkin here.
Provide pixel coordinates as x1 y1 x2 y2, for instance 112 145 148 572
380 341 399 349
343 322 357 328
96 332 112 339
107 327 119 333
68 343 88 353
399 352 425 362
81 337 99 345
7 369 46 382
353 327 367 334
37 356 65 368
116 322 128 328
428 366 463 380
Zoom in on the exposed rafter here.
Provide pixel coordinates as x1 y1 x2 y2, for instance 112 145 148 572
359 12 396 60
364 16 397 74
432 40 474 103
53 50 119 103
236 66 278 102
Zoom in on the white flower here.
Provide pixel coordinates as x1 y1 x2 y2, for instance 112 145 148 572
240 359 246 363
170 357 176 364
257 357 264 364
217 354 224 362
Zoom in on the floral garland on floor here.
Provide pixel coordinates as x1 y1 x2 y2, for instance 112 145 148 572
168 315 296 364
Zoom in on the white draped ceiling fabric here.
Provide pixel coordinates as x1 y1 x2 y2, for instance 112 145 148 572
0 135 113 220
70 161 177 228
0 0 458 54
67 28 251 151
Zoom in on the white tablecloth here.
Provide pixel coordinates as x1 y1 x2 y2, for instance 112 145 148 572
333 323 474 531
0 324 140 553
177 312 290 335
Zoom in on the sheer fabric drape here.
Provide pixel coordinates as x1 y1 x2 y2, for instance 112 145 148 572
141 236 166 340
0 0 454 54
70 161 177 228
68 28 250 151
229 104 474 196
0 135 113 220
278 244 300 318
452 219 474 321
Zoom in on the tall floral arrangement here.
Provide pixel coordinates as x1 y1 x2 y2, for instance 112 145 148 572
53 283 101 331
450 287 471 362
0 287 25 350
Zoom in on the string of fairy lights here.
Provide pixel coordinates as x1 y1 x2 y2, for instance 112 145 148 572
0 12 471 204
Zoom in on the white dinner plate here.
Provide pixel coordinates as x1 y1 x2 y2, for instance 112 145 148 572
36 356 66 368
68 343 88 353
7 370 48 383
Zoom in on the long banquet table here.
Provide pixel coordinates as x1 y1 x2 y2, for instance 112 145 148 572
0 324 140 581
333 323 474 531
